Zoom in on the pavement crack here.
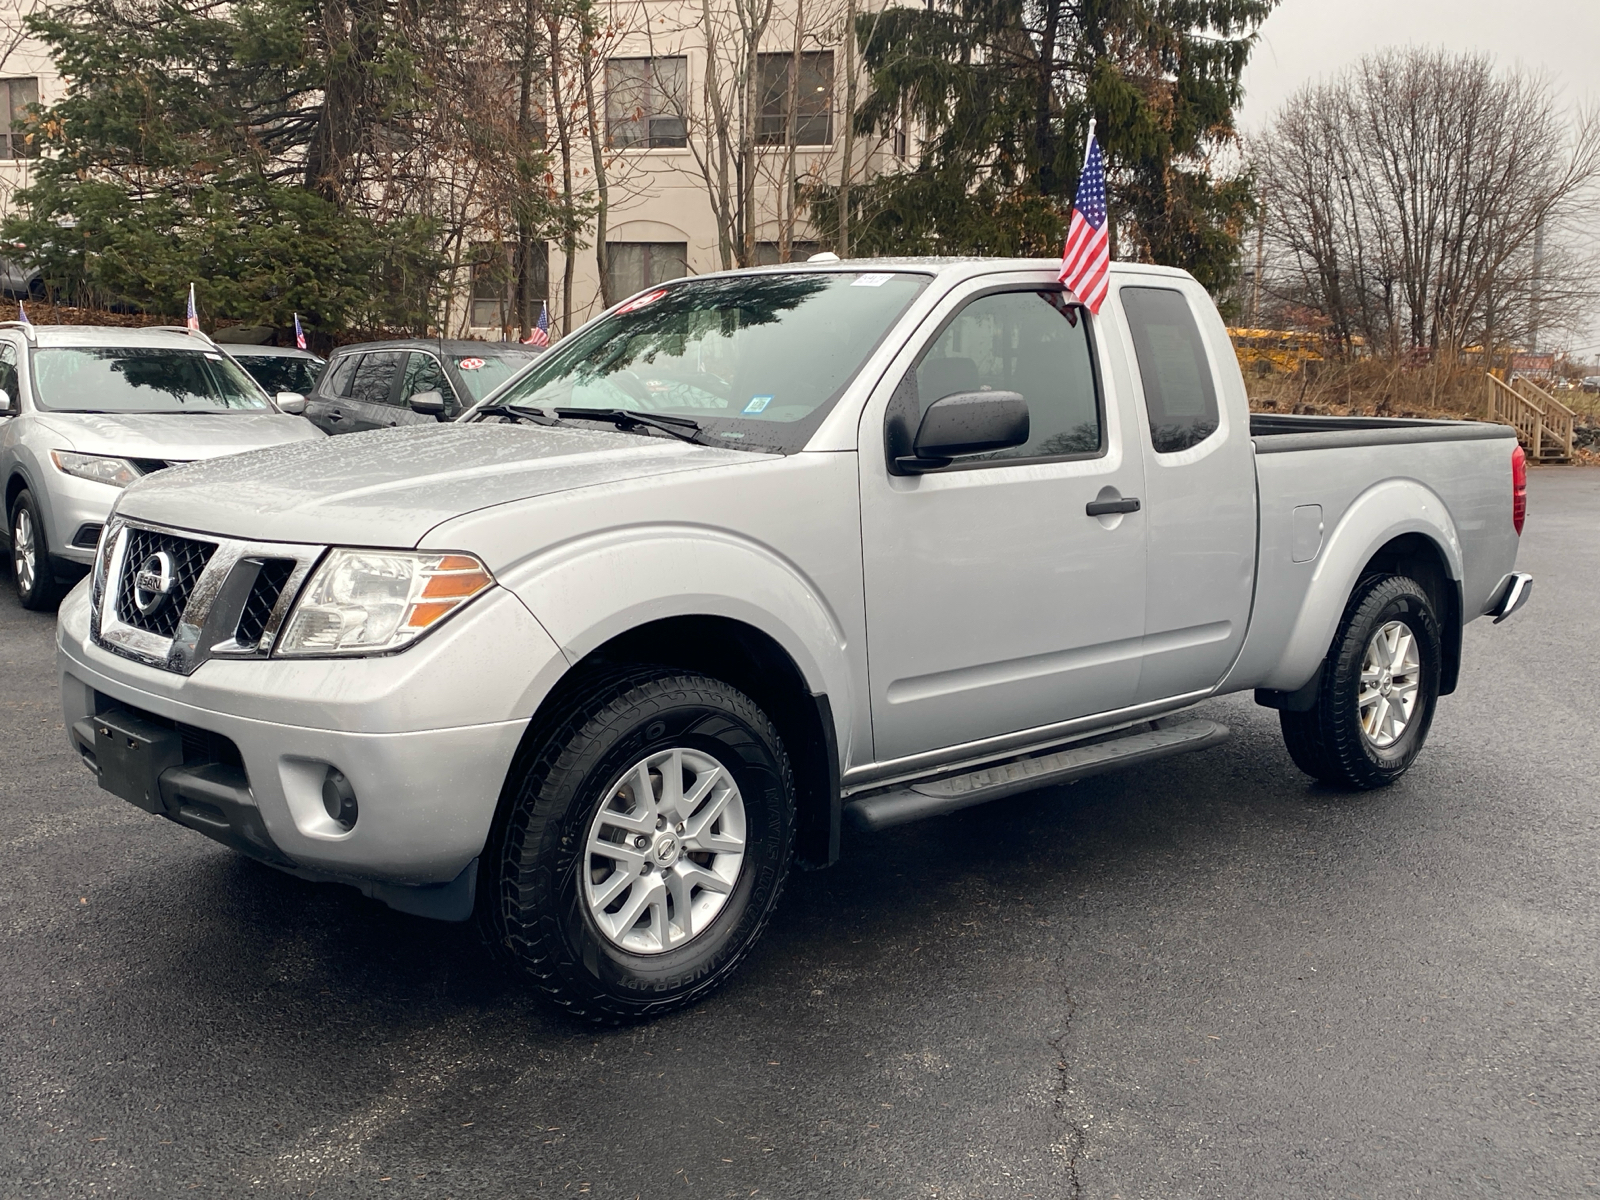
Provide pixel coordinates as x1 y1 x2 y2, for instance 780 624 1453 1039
1049 982 1088 1199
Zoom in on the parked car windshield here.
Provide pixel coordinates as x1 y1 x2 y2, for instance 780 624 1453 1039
453 350 541 401
483 270 929 452
233 353 323 397
32 347 272 413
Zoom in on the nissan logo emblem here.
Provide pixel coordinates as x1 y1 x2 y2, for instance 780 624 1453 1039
132 551 176 617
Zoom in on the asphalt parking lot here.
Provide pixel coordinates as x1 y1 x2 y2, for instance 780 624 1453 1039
3 470 1598 1200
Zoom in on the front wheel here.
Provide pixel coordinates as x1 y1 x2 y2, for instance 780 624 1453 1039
10 490 63 611
480 670 796 1022
1280 574 1442 789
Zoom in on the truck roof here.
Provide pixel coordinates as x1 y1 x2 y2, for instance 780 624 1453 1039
0 324 224 350
700 256 1195 285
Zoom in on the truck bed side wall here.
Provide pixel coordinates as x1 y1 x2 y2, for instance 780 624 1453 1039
1223 435 1520 695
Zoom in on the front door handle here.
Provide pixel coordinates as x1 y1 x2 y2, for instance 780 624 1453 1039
1086 497 1141 516
326 409 345 421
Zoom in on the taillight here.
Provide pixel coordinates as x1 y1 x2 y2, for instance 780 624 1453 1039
1511 444 1526 535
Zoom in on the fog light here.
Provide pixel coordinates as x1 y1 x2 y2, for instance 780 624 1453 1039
321 767 358 830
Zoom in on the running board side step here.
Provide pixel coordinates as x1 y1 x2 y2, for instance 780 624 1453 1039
843 719 1230 832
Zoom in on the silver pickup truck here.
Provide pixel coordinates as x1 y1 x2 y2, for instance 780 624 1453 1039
57 259 1532 1021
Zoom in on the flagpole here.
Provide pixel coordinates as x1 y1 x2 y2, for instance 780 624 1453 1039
1083 117 1096 169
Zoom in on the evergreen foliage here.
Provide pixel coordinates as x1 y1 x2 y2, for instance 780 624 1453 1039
820 0 1275 295
2 0 442 331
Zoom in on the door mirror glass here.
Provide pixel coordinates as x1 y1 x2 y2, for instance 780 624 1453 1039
408 389 446 417
0 388 12 414
901 391 1029 472
275 391 307 415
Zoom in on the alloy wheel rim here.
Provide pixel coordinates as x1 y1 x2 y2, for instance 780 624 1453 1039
582 746 747 955
1359 619 1421 749
13 508 34 594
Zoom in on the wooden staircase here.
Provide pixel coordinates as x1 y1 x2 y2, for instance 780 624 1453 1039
1486 373 1575 463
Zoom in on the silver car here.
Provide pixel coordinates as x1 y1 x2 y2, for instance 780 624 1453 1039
1 323 323 608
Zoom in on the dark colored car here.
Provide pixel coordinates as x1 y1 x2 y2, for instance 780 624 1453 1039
227 346 326 398
304 339 543 435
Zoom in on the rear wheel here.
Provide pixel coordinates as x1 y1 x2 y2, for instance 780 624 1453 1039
1280 574 1441 789
10 490 62 611
480 670 795 1022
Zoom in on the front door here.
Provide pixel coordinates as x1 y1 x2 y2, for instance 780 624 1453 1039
860 283 1149 765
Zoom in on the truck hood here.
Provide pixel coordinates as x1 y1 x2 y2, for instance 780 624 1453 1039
37 410 323 461
113 422 768 547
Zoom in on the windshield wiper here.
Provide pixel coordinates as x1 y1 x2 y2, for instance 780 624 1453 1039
554 408 703 444
473 402 564 426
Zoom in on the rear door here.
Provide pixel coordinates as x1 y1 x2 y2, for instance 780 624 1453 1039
1114 282 1256 702
306 352 360 434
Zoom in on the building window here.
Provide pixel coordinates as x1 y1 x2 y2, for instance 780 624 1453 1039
469 241 548 330
754 241 823 265
756 52 832 146
606 242 688 298
606 58 688 149
0 78 39 160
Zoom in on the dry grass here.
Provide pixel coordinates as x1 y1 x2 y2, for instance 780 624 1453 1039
1244 356 1600 465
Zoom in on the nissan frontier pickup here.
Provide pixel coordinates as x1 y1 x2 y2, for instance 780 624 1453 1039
57 259 1533 1020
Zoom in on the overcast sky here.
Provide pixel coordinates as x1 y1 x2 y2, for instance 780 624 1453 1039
1238 0 1600 129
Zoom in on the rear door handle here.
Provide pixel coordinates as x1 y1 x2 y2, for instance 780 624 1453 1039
1086 497 1141 516
327 409 345 421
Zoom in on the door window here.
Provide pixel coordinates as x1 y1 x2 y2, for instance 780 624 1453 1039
891 289 1102 466
1121 287 1219 454
0 341 18 403
401 352 452 409
320 353 359 398
348 351 405 406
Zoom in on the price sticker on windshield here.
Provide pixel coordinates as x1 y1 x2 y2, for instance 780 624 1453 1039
743 395 773 414
852 273 892 287
616 288 668 313
458 357 486 371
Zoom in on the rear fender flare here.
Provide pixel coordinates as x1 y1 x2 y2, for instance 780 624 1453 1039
1258 478 1463 692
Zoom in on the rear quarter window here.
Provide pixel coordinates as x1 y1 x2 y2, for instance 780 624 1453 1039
1121 286 1219 454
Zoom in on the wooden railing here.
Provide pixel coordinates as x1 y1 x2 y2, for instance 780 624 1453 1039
1486 373 1574 462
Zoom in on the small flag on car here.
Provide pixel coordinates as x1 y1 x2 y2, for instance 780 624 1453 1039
523 301 550 347
186 283 199 331
1059 120 1111 314
294 312 307 351
17 302 28 325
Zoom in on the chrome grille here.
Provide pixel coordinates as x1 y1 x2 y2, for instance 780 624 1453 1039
234 559 296 649
114 528 217 638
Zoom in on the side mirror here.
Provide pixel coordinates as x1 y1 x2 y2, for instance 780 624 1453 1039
275 391 307 415
897 390 1029 473
409 389 446 418
0 388 12 415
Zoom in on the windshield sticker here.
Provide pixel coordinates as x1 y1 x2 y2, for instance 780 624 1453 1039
852 273 892 287
617 288 668 313
743 395 772 414
458 357 486 370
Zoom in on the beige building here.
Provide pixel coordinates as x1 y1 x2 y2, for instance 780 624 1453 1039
0 0 908 338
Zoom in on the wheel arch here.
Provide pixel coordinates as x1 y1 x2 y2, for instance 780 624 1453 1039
1257 478 1463 693
502 614 843 870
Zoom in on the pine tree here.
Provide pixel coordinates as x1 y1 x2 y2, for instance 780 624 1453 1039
821 0 1275 297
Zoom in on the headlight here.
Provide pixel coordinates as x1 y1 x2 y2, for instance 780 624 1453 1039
51 450 142 488
275 549 494 656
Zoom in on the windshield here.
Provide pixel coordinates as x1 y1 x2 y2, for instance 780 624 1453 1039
32 347 272 413
454 351 541 401
234 354 324 396
484 271 928 452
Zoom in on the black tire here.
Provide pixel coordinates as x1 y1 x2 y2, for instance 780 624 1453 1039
9 489 63 611
1280 574 1442 790
480 669 796 1022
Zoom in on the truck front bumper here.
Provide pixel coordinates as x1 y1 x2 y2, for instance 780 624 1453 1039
57 581 568 919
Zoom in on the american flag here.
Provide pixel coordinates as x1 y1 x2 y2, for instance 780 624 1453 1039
523 301 550 347
17 302 29 325
186 283 199 331
293 312 307 351
1059 123 1110 314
